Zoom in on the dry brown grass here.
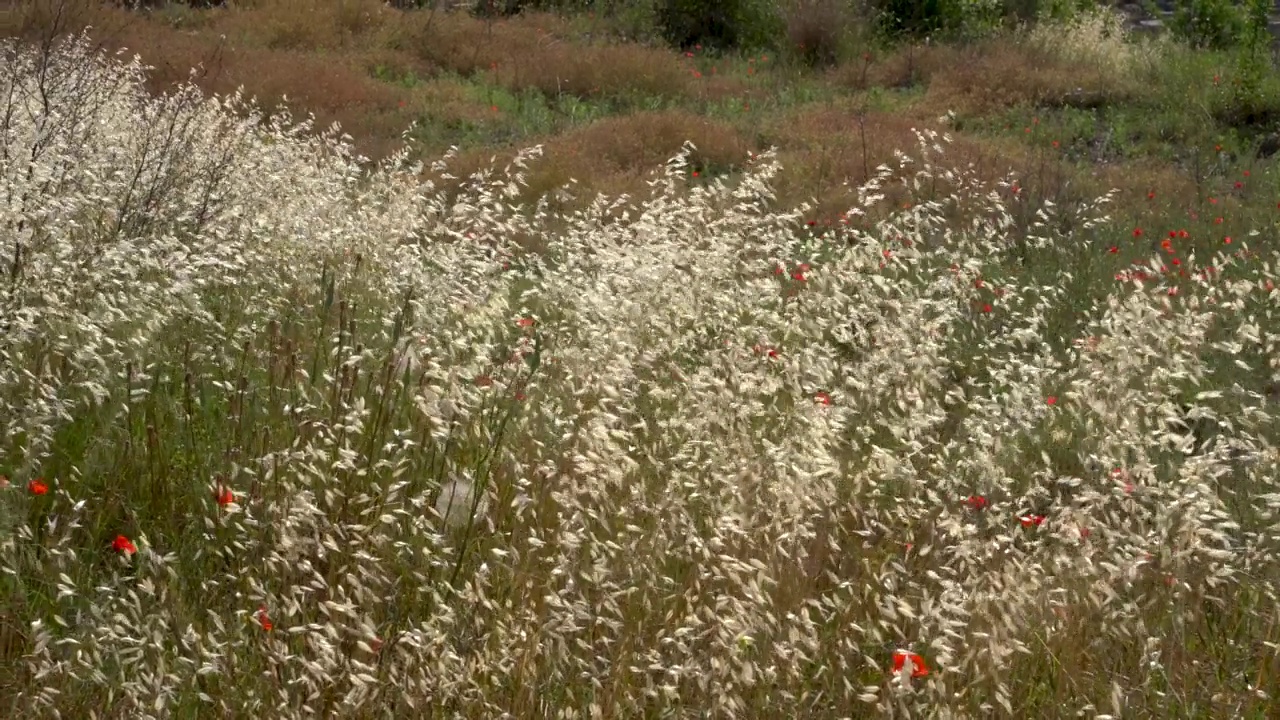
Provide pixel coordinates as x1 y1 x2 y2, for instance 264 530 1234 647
404 9 706 102
435 109 754 213
215 0 397 51
764 102 1032 221
924 40 1140 115
829 36 1140 115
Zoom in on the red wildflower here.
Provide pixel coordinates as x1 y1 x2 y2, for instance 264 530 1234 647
257 606 273 632
1019 514 1046 528
1224 236 1232 244
516 317 535 328
215 486 234 507
1132 227 1143 238
982 303 992 313
1109 246 1118 253
892 650 929 678
814 391 832 406
112 535 137 555
965 495 988 511
1045 396 1057 406
27 478 48 495
1147 191 1155 200
1235 181 1243 189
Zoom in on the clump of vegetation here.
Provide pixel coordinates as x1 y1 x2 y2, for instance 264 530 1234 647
2 27 1280 718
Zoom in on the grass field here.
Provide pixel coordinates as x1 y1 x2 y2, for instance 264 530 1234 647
2 1 1280 717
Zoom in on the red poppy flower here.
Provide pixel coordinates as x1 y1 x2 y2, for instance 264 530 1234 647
814 391 832 406
965 495 988 510
516 317 535 328
27 479 48 495
1132 227 1143 237
257 606 273 632
1019 514 1046 528
1108 246 1118 253
112 535 137 555
892 650 929 678
1147 191 1155 200
982 303 992 313
215 486 234 507
1045 396 1057 406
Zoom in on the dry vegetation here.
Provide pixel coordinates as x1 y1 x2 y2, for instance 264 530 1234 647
3 2 1280 718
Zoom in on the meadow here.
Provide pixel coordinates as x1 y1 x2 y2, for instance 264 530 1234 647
1 1 1280 717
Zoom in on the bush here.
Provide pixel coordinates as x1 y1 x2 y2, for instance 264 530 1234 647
784 0 855 68
654 0 783 51
1166 0 1246 50
870 0 1006 40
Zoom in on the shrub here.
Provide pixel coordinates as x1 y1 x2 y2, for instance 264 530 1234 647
1166 0 1247 50
870 0 1005 40
783 0 855 68
654 0 783 51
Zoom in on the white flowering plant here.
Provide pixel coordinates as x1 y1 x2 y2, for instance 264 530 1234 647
0 30 1278 719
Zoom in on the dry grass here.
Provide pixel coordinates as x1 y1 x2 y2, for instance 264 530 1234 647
4 30 1280 720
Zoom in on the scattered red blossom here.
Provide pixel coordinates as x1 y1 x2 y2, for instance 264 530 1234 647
892 650 929 678
112 535 137 555
215 486 234 507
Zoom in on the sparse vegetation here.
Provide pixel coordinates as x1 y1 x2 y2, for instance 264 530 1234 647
3 1 1280 717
